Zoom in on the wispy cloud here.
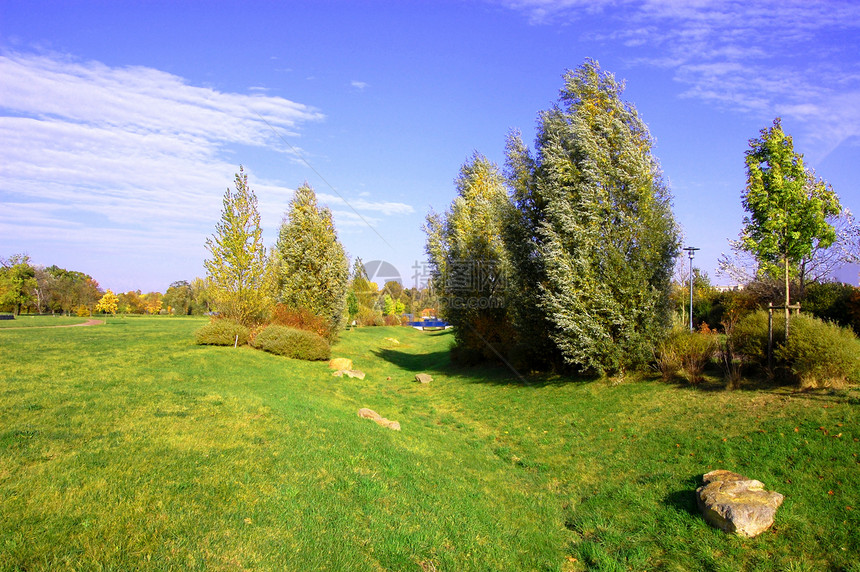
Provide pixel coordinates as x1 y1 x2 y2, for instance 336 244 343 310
351 80 369 90
0 51 328 281
500 0 860 159
318 193 414 216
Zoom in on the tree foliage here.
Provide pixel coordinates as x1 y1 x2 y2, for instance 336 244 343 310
95 289 119 315
163 280 193 315
273 183 349 340
505 60 679 374
741 118 842 332
204 166 271 327
0 254 37 315
425 152 513 362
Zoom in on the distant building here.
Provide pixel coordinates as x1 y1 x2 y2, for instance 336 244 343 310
713 284 745 293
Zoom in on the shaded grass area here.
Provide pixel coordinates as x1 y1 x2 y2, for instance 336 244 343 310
1 319 858 570
0 315 91 328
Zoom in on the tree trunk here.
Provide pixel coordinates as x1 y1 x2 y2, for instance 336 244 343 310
784 255 790 341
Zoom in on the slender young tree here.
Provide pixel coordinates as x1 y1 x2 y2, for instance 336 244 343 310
273 183 349 340
506 60 679 375
741 118 842 336
204 166 270 327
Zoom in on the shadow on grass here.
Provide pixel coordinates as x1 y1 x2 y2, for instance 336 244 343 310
663 474 703 517
371 345 590 388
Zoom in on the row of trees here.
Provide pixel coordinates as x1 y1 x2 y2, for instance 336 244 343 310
203 167 442 338
427 60 679 374
0 254 214 317
0 255 102 316
204 168 350 340
425 59 852 376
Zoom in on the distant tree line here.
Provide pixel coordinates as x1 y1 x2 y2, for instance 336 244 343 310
0 254 213 317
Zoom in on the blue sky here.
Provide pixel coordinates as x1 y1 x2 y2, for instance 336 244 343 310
2 0 859 293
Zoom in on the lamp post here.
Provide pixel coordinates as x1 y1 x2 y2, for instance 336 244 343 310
683 247 700 332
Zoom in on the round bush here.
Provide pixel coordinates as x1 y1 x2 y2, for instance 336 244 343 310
194 320 250 346
731 310 788 369
776 314 860 388
253 325 331 361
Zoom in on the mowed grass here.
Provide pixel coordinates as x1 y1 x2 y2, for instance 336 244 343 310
0 318 858 571
0 315 91 328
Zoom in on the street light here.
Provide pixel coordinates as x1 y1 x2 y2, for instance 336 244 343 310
682 246 700 332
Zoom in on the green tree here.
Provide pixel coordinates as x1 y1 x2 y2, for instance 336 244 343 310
41 266 95 315
204 166 271 327
425 153 513 362
350 257 378 309
163 280 193 315
273 183 349 340
190 277 213 315
506 60 679 374
346 289 359 323
741 118 842 337
0 254 37 315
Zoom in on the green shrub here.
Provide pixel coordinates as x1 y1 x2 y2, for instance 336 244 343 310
731 310 786 370
675 330 719 384
194 319 250 346
253 325 331 361
776 314 860 388
802 281 858 333
356 306 383 327
654 328 718 383
654 336 682 381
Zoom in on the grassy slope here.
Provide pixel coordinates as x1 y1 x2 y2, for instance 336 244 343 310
0 318 857 571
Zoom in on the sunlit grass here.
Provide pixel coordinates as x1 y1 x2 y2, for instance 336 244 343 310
1 318 858 570
0 315 91 328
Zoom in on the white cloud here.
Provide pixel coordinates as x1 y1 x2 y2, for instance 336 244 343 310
0 51 326 281
351 80 369 90
317 193 414 216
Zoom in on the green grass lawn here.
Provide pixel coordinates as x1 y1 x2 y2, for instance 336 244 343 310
1 318 857 571
0 315 92 328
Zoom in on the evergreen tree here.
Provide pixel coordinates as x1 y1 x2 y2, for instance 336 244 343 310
425 152 513 362
274 183 349 340
204 166 270 327
507 60 679 374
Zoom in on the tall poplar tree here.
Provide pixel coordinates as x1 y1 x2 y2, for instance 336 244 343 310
507 60 679 374
204 166 270 327
273 183 349 340
425 153 513 362
741 118 841 336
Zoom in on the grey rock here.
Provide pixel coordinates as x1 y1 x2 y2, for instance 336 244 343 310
696 470 784 538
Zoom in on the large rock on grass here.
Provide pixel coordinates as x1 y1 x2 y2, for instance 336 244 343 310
415 373 433 384
357 408 400 431
696 470 784 537
332 369 366 380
